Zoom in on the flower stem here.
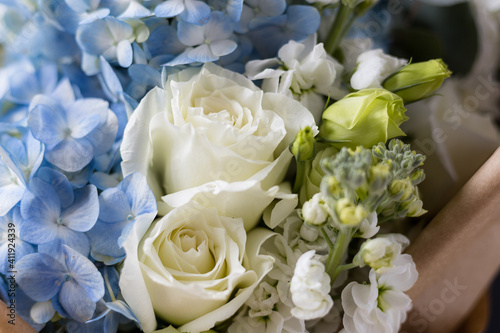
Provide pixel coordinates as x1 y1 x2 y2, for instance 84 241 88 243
293 161 306 193
324 3 354 55
325 227 354 282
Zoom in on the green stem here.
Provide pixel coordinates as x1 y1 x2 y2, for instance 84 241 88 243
324 3 354 55
321 227 335 250
293 161 306 193
325 227 353 282
335 262 358 275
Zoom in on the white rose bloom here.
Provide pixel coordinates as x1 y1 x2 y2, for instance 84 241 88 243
245 35 345 122
119 200 276 333
290 250 333 320
341 267 414 333
350 49 407 90
354 234 410 273
121 63 314 228
302 193 329 226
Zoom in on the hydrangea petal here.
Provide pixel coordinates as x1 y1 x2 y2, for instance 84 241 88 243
45 138 94 172
61 185 99 232
98 187 130 223
117 40 133 68
59 280 97 322
64 246 105 302
154 0 185 18
181 0 211 25
28 104 67 145
16 253 66 302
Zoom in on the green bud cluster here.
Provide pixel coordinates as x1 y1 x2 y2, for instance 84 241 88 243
318 139 427 226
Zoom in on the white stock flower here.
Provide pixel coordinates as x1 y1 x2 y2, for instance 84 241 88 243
245 35 344 122
302 193 329 226
290 251 333 320
341 264 415 333
357 211 379 238
354 234 410 273
121 63 314 229
350 49 407 90
119 200 276 333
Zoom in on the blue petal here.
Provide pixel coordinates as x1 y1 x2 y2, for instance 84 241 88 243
98 187 130 223
61 185 99 232
64 246 104 303
51 78 76 110
188 44 219 62
106 300 140 324
117 40 133 68
28 104 67 145
36 167 74 209
180 0 211 25
85 111 118 156
204 11 234 40
99 57 123 102
154 0 185 18
89 172 122 190
177 20 205 46
20 178 61 244
120 173 156 217
286 5 320 36
87 220 128 263
16 253 66 302
38 228 91 262
59 280 96 322
45 138 94 172
0 182 24 217
145 24 186 58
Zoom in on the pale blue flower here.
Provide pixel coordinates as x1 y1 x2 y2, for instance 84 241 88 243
16 245 105 323
154 0 211 25
249 5 321 58
207 0 243 22
19 168 99 263
0 207 35 275
0 131 44 216
235 0 286 33
87 172 156 264
28 78 118 172
170 11 237 64
76 17 135 68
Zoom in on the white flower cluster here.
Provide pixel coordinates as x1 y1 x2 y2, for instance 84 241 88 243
290 250 334 320
245 35 345 122
341 235 418 333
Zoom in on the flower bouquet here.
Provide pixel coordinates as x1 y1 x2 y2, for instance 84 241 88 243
0 0 497 332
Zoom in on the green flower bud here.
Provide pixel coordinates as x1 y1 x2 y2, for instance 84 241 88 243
300 146 338 204
383 59 452 103
410 169 425 185
403 197 427 217
389 177 414 201
291 126 316 162
335 198 368 226
320 89 408 149
342 0 366 8
368 161 392 194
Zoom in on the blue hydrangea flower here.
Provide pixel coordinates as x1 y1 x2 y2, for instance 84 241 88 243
87 172 156 265
0 207 35 275
248 5 321 58
16 245 105 323
19 168 99 263
28 78 118 172
89 141 123 190
235 0 286 33
207 0 243 22
76 17 137 69
154 0 211 25
0 131 44 216
170 11 237 64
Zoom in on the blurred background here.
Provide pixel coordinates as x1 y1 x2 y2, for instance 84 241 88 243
356 0 500 331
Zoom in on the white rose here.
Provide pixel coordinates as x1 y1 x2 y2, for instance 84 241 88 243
121 63 315 220
119 200 276 333
350 49 407 90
